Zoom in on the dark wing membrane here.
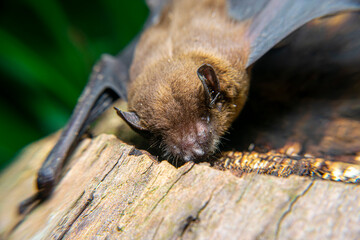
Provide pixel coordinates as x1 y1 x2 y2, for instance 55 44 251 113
227 0 268 21
19 0 172 213
258 12 360 72
228 0 360 67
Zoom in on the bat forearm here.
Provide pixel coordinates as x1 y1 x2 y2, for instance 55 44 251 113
19 55 125 213
37 57 120 191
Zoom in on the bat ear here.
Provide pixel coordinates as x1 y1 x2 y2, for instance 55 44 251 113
114 107 150 137
197 64 221 108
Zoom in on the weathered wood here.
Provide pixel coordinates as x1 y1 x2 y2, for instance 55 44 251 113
0 128 359 239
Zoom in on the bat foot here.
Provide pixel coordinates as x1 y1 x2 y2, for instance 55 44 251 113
18 191 48 214
18 168 56 214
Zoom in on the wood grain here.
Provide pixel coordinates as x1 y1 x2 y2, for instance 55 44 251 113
0 130 359 239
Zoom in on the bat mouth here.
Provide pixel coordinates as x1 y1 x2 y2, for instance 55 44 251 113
172 143 208 162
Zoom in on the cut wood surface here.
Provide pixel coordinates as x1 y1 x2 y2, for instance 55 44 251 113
0 131 359 240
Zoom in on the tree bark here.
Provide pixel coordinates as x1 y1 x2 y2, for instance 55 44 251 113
0 130 359 240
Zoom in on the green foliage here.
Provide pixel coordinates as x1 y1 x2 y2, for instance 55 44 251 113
0 0 148 168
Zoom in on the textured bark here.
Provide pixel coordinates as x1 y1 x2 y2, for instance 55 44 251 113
0 129 359 240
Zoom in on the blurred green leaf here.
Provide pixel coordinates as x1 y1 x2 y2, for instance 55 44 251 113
0 100 41 167
23 0 88 88
0 28 79 107
0 0 149 169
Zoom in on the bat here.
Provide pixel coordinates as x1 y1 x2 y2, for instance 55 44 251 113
19 0 360 213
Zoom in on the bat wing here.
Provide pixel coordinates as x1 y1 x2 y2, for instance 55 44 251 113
19 1 171 213
227 0 360 67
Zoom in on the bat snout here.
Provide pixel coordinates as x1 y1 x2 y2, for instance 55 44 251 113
169 121 214 162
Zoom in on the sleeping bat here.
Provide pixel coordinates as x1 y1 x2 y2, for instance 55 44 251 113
19 0 360 213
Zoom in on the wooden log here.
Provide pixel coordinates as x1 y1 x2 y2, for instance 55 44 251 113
0 129 359 239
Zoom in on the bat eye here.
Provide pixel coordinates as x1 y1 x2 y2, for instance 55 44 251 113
114 107 150 138
197 63 221 108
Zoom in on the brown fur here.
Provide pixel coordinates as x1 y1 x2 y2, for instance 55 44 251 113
127 0 251 160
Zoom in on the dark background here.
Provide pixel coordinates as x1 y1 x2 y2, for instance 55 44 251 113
0 0 148 169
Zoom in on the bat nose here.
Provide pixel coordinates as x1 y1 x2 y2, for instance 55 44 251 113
178 123 212 161
183 143 206 160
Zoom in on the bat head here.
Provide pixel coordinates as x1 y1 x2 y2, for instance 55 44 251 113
119 53 249 162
